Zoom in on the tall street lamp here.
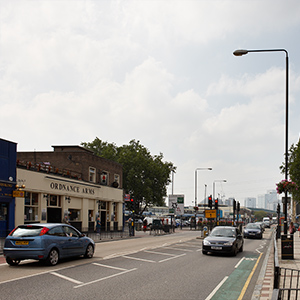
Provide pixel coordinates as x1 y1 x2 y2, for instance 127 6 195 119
213 180 227 201
195 168 212 207
233 48 289 234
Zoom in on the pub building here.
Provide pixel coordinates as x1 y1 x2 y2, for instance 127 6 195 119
16 145 123 232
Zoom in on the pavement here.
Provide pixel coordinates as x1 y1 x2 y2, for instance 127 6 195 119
1 227 300 299
252 227 300 300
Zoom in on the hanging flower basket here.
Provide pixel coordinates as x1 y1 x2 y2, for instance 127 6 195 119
276 179 298 194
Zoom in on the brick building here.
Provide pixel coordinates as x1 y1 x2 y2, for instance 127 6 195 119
16 145 124 232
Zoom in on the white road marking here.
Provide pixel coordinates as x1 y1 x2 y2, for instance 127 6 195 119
92 263 128 271
205 276 229 300
122 255 156 263
158 253 186 263
50 272 83 285
74 268 137 289
235 257 245 268
164 246 193 252
0 264 79 285
144 250 177 256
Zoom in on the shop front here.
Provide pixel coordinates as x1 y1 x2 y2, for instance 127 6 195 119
15 168 124 232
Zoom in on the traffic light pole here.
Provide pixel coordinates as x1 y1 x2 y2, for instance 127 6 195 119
233 199 236 226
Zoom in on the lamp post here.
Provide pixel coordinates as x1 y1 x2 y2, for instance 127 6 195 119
233 48 289 234
194 168 212 230
213 180 227 202
195 168 213 207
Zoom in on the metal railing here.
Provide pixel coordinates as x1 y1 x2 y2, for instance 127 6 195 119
272 230 300 299
84 227 130 241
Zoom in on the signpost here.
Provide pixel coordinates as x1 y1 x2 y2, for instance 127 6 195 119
169 194 184 215
205 209 216 219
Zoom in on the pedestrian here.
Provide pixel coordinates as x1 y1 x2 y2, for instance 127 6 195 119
96 217 101 234
143 218 147 232
62 215 70 224
289 221 296 234
128 217 133 236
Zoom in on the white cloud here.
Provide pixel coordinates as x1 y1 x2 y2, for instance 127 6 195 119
1 0 300 205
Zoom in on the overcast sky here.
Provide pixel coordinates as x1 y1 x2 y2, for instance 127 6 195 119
1 0 300 207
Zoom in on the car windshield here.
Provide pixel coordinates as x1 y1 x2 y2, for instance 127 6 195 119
11 226 43 237
246 224 260 229
210 228 236 237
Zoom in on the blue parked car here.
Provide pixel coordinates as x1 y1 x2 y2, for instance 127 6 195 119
3 223 95 266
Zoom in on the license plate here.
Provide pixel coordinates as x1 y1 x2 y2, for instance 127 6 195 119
211 246 222 250
249 233 255 235
15 241 29 245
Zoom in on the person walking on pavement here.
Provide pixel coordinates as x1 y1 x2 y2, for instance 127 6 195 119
289 221 296 234
128 217 133 236
62 215 70 224
96 217 101 233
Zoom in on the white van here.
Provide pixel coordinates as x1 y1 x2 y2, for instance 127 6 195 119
263 217 270 228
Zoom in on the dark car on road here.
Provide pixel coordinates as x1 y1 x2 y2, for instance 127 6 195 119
3 223 95 266
202 226 244 256
243 223 263 239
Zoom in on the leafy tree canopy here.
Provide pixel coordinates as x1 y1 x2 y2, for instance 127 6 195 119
280 139 300 203
81 138 176 214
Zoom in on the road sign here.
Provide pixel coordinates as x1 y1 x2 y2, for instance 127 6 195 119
205 209 216 219
169 194 184 215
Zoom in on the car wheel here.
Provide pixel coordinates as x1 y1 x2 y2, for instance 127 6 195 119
233 246 238 256
202 250 208 255
46 248 59 266
84 244 94 258
6 257 21 266
239 243 243 252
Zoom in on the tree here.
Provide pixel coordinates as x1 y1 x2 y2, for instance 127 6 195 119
280 139 300 203
81 138 176 215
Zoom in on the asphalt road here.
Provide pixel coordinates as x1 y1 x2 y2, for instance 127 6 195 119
0 229 272 300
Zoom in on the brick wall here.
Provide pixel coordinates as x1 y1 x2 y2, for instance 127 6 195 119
17 145 122 188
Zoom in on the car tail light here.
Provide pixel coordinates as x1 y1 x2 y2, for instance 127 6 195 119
8 227 18 236
39 227 50 236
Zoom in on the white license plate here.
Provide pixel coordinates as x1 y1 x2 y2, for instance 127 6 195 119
211 246 222 250
249 233 255 235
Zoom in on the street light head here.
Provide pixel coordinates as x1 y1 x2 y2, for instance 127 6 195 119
233 49 248 56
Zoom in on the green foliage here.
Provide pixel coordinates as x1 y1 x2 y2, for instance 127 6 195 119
81 138 176 214
280 139 300 203
253 210 268 221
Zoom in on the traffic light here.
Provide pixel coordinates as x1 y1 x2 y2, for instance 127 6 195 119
237 202 240 212
214 199 218 210
208 195 212 209
126 197 134 212
233 199 236 212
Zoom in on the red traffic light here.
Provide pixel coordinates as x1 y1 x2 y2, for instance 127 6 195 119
130 198 134 202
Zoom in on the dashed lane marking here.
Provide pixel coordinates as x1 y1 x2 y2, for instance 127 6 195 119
92 263 128 271
74 268 137 289
122 255 156 263
50 272 83 285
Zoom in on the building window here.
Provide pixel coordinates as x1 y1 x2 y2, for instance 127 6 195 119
69 209 81 221
47 195 61 207
101 171 108 185
24 192 39 222
89 167 96 182
114 174 120 183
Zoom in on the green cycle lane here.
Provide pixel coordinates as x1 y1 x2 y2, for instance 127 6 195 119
210 253 262 300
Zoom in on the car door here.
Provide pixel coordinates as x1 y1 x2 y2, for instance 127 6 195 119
46 226 69 257
62 226 85 256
